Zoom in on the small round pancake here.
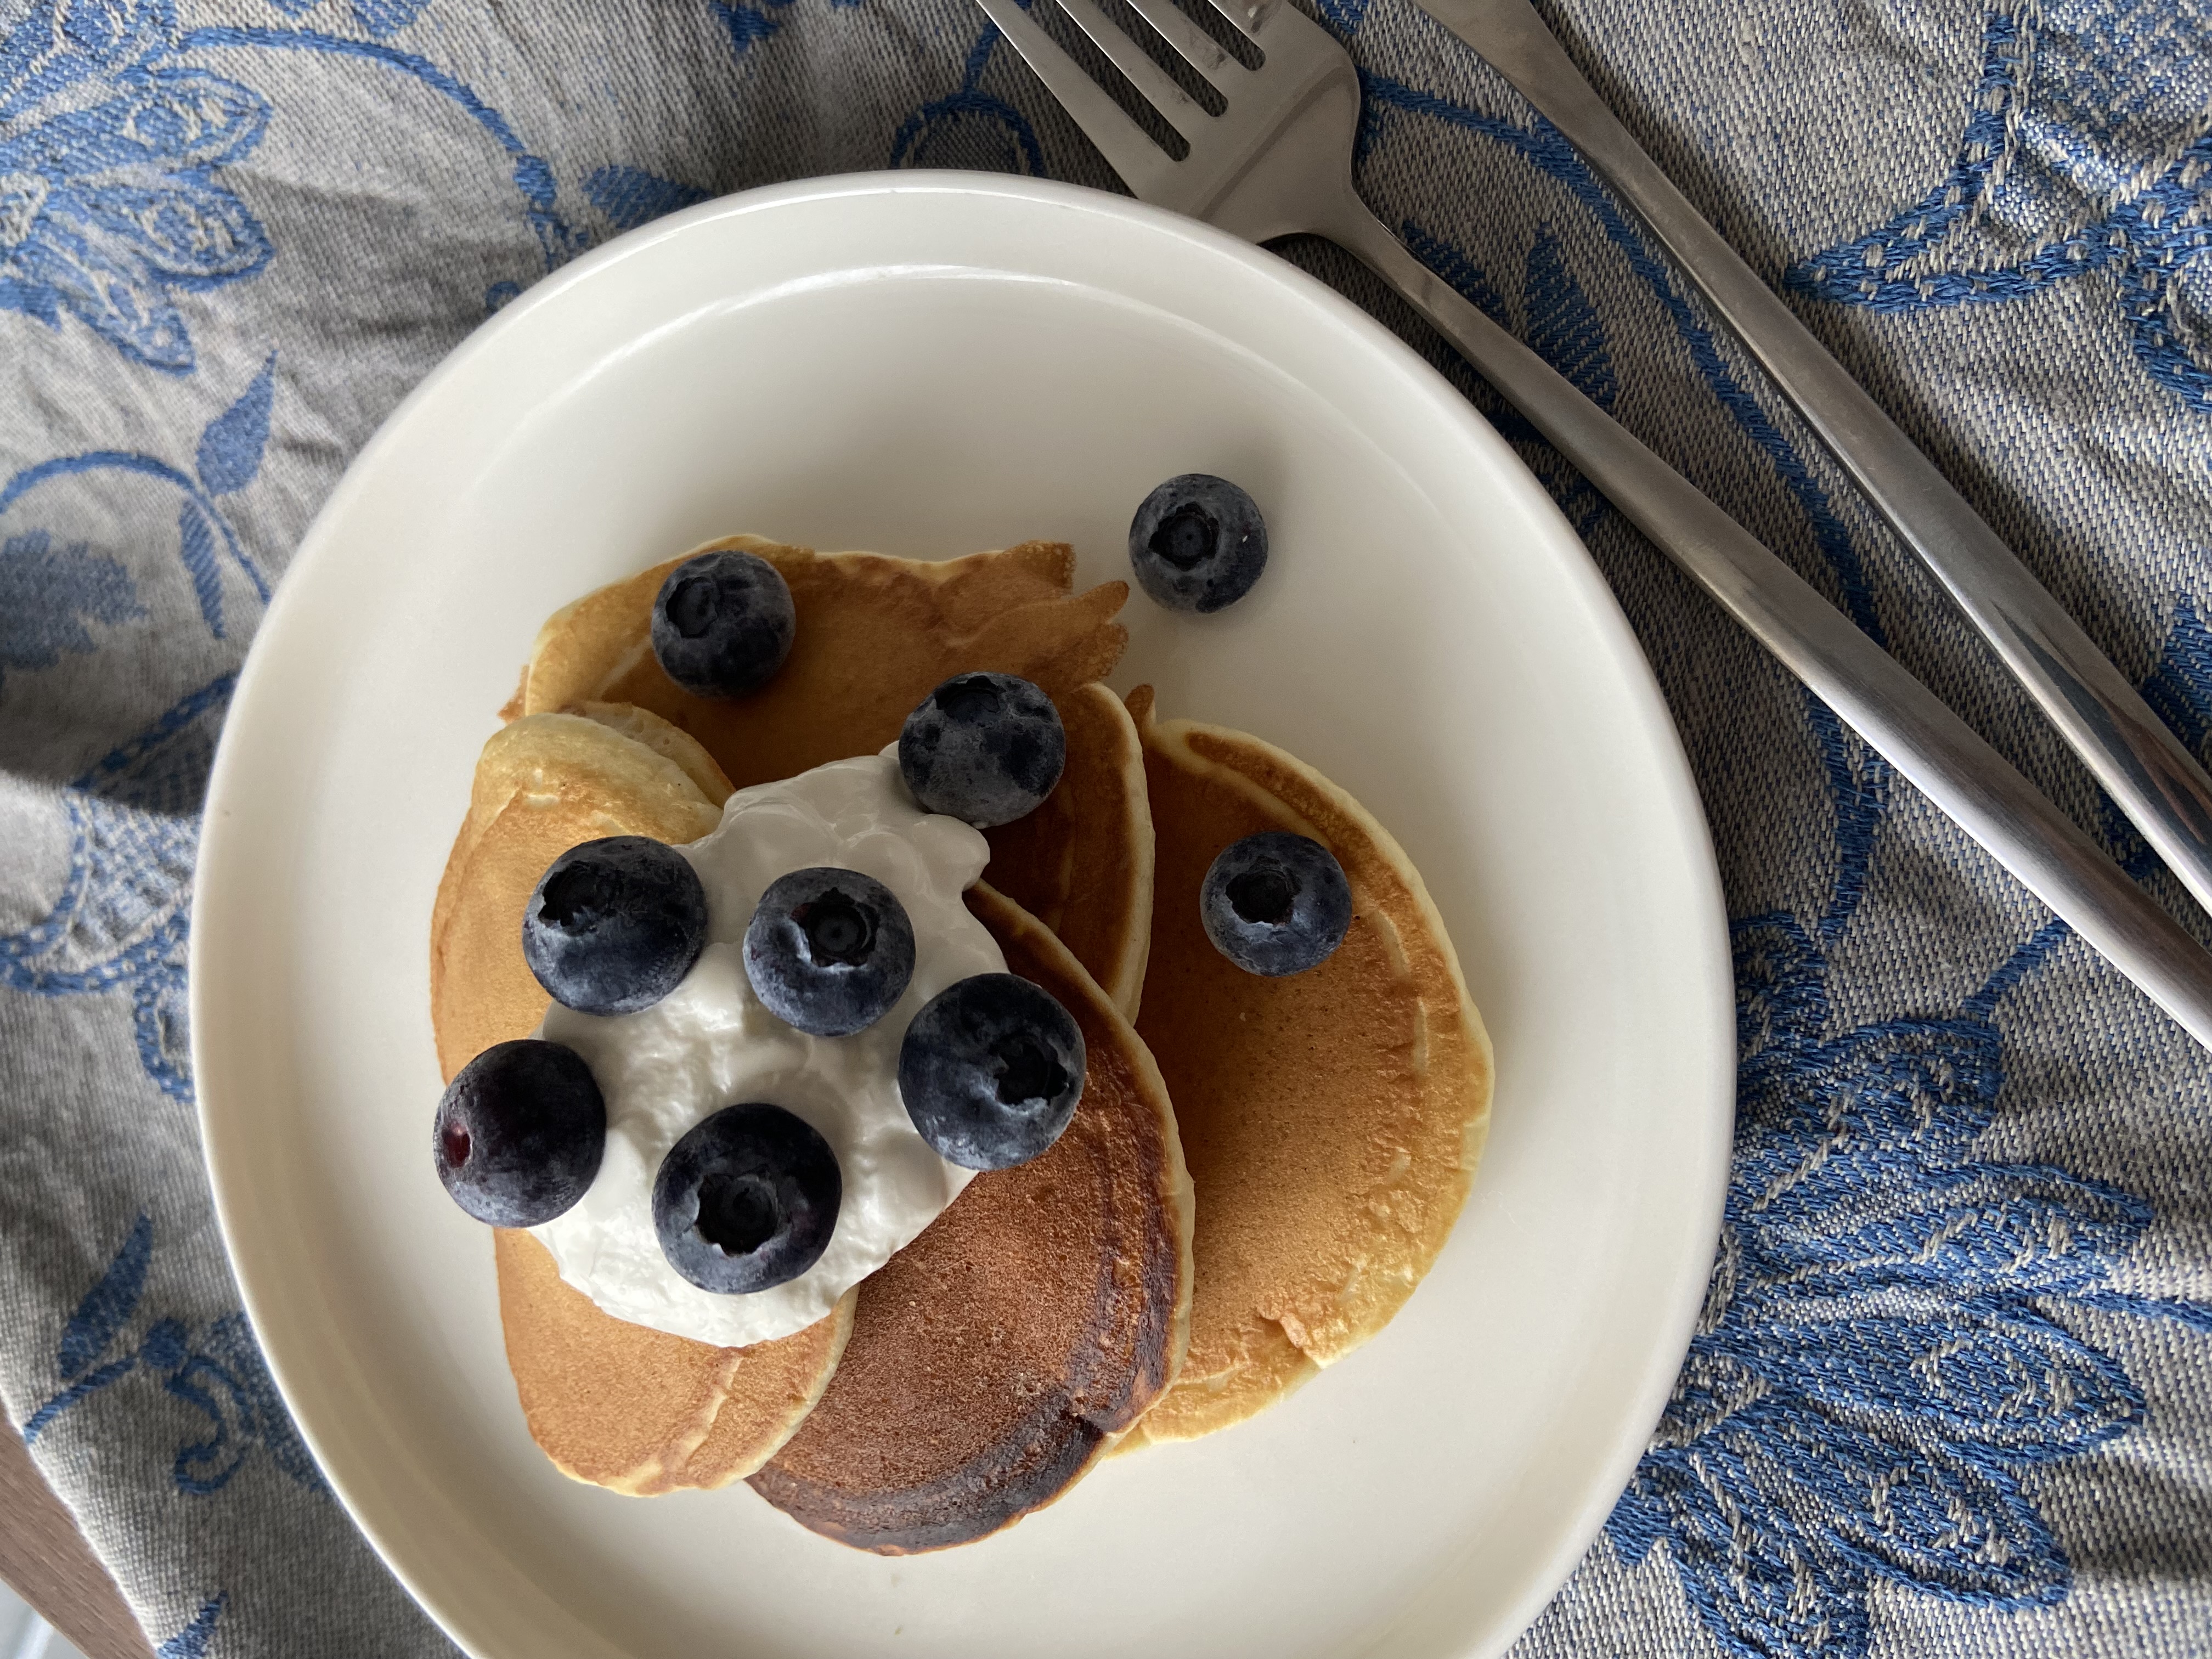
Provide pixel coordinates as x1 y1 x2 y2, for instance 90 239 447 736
429 709 726 1084
431 707 844 1492
431 703 729 982
749 883 1192 1554
980 682 1153 1020
495 1231 854 1495
1121 687 1493 1447
514 537 1149 1008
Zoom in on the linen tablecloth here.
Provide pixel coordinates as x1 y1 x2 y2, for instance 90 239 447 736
3 0 2209 1652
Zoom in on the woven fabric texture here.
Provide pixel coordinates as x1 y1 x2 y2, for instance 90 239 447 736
1 0 2208 1654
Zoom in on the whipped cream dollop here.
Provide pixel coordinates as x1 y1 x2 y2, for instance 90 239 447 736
532 752 1002 1347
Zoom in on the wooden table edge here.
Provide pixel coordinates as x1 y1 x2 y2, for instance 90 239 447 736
1 1425 155 1659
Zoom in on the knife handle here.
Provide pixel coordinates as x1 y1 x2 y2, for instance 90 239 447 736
1317 192 2212 1048
1414 0 2212 924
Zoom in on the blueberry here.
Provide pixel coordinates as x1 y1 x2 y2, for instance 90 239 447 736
898 974 1086 1170
1201 832 1353 976
653 1104 840 1294
897 672 1066 828
650 549 797 698
523 836 709 1016
434 1040 606 1226
1128 473 1267 613
743 867 916 1036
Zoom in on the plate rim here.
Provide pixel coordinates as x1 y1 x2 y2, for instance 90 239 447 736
191 167 1734 1659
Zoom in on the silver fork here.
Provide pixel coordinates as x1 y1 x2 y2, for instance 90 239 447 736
972 0 2212 1046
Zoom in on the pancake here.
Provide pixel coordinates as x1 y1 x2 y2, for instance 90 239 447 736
564 699 737 804
495 1231 855 1495
432 706 847 1492
430 707 729 1083
517 535 1128 787
749 882 1192 1553
511 536 1151 1002
1119 687 1492 1447
978 682 1153 1019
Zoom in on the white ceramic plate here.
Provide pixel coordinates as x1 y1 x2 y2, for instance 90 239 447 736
193 172 1732 1659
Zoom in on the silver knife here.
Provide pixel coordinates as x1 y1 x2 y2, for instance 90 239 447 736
1412 0 2212 918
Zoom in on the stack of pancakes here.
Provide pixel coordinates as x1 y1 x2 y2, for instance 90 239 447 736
432 535 1493 1551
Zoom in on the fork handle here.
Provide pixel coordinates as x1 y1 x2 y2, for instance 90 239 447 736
1320 197 2212 1047
1407 0 2212 924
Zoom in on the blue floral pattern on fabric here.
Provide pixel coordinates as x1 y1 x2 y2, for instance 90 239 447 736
713 0 788 55
194 347 272 492
162 23 588 296
0 447 268 633
0 528 142 689
1786 0 2212 411
0 0 272 371
0 672 233 1099
1313 0 1370 38
710 0 860 57
890 24 1044 176
0 0 595 369
267 0 428 40
1604 699 2212 1658
0 350 275 647
584 163 710 232
22 1213 325 1497
154 1596 226 1659
1359 74 1888 641
2 341 267 650
0 347 265 1103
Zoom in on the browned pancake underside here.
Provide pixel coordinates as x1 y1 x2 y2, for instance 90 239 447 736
1123 687 1493 1446
981 682 1153 1020
431 708 847 1492
495 1231 854 1494
750 883 1192 1554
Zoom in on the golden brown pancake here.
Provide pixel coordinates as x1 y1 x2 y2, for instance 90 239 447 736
430 703 723 974
432 707 847 1492
1119 687 1493 1447
511 536 1151 1002
749 883 1192 1553
562 699 737 804
430 707 728 1083
979 682 1153 1019
517 535 1127 787
495 1231 855 1494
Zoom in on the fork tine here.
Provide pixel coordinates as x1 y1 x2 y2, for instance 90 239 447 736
1098 0 1244 95
1192 0 1268 45
974 0 1181 197
1051 0 1214 139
